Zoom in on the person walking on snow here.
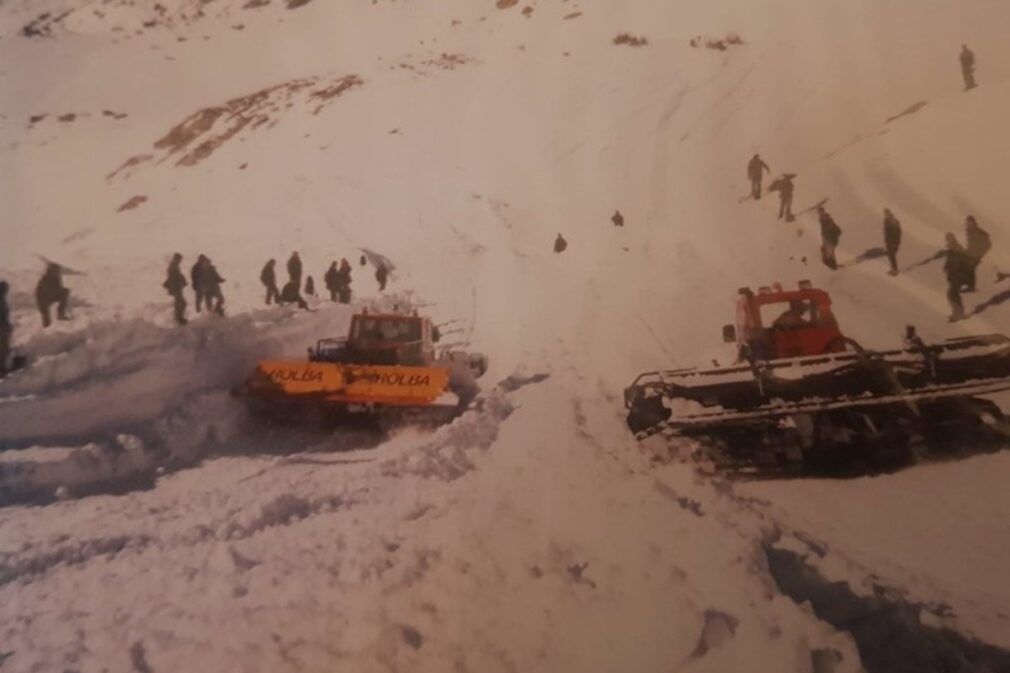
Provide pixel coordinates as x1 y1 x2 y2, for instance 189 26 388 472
554 233 568 253
944 233 973 322
747 153 770 200
768 174 795 221
304 275 316 297
0 281 12 376
818 206 842 270
202 259 226 316
190 254 209 313
964 215 991 292
324 262 340 302
375 263 389 292
960 44 977 91
287 252 302 288
883 208 902 275
163 253 188 326
260 259 280 305
35 263 71 328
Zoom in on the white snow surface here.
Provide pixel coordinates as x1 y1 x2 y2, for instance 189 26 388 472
2 0 1010 670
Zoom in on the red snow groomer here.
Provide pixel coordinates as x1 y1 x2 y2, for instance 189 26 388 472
625 281 1010 472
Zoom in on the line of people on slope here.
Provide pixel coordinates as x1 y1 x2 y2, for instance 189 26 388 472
748 149 996 324
742 42 984 227
814 207 991 322
164 251 391 326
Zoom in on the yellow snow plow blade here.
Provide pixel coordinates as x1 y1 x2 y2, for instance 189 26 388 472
246 360 451 407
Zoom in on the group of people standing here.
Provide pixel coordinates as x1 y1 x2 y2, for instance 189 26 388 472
258 252 357 311
942 216 992 321
748 153 797 222
164 253 226 325
0 247 394 373
259 252 312 311
164 250 391 326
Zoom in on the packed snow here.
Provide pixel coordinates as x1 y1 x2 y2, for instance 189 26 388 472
2 0 1010 671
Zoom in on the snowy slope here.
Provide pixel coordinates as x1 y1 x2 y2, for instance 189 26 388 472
3 0 1010 671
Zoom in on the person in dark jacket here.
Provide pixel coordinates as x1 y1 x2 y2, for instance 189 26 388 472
287 252 302 287
338 258 353 304
960 44 976 90
611 210 624 227
190 254 209 313
554 233 568 253
305 276 316 297
164 253 188 325
964 215 991 292
280 279 309 310
818 206 842 270
324 262 340 301
768 174 795 221
35 263 71 328
747 154 770 199
0 281 11 376
375 263 389 292
360 254 367 266
883 208 902 275
260 259 280 305
944 233 973 321
202 259 226 316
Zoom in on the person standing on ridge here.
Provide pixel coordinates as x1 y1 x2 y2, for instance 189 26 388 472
35 263 71 328
883 208 902 275
747 153 770 200
260 259 280 305
305 275 316 297
964 215 991 292
164 253 188 325
202 258 226 316
944 233 972 322
0 281 12 376
338 258 353 304
768 174 795 221
611 210 624 227
190 254 209 313
375 263 389 292
818 206 842 270
324 261 340 302
960 44 977 90
287 251 303 288
554 233 568 253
